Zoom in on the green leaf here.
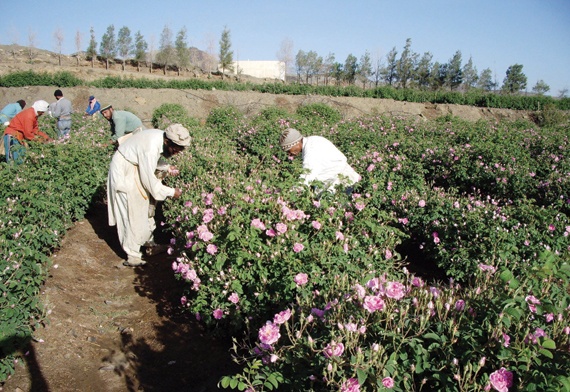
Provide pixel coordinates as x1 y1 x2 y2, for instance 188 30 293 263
541 339 556 349
423 333 441 341
357 368 368 384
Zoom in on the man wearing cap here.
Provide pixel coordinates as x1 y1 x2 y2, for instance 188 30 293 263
0 100 26 126
84 95 101 117
100 105 144 144
3 100 50 163
279 128 360 193
107 124 190 267
51 89 73 139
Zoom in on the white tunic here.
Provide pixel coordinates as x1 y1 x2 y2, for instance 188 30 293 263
300 136 360 192
107 129 175 258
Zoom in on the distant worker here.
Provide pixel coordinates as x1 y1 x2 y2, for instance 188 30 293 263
51 89 73 139
3 100 50 164
0 100 26 126
107 124 190 267
85 95 101 117
100 105 144 144
279 128 360 193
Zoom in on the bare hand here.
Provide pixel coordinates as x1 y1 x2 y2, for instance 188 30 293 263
168 165 180 176
173 188 183 199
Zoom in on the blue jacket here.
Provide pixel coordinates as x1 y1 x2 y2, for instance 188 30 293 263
0 102 23 123
85 100 101 116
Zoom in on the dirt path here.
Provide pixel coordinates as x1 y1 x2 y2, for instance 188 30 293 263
1 202 238 392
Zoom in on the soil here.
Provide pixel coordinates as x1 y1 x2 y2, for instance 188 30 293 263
0 45 534 392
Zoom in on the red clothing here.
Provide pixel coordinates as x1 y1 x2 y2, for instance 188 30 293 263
3 107 49 142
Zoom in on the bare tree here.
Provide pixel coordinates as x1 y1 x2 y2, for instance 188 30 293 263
9 28 20 60
53 27 64 66
147 35 156 73
75 30 83 66
27 29 37 63
276 38 294 82
204 33 217 77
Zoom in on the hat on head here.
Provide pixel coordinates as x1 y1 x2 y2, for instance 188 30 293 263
32 100 49 113
54 89 63 97
89 95 95 101
17 99 26 109
164 124 191 147
100 104 112 112
279 128 303 151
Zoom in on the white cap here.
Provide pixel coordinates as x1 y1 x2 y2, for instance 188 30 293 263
32 100 50 113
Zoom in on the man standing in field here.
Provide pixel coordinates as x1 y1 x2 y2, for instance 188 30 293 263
3 100 50 164
100 104 145 144
279 128 360 193
0 99 26 125
51 89 73 139
107 124 190 267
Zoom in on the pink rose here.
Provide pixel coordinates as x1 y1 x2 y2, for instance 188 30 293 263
323 340 344 358
363 295 385 313
340 378 360 392
258 321 281 345
273 309 291 325
382 377 394 388
294 273 308 286
489 367 513 392
385 281 406 300
213 308 224 319
293 243 304 253
228 293 239 304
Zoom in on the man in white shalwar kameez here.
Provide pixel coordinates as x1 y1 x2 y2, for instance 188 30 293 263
107 124 190 266
279 128 360 193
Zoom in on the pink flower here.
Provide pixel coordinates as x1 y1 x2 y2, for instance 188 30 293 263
363 295 385 313
335 231 345 241
258 321 281 345
502 333 511 347
265 228 276 237
213 309 224 319
412 277 425 287
366 164 375 172
340 378 360 392
251 218 266 230
385 281 406 300
206 244 218 255
548 224 555 231
382 377 394 388
273 309 291 324
545 313 554 322
312 220 322 230
455 300 465 311
323 340 344 358
478 263 496 273
489 367 513 392
418 200 426 207
228 293 239 304
180 296 187 306
294 273 308 286
385 249 393 260
432 232 440 244
202 208 214 223
275 222 288 234
293 243 304 253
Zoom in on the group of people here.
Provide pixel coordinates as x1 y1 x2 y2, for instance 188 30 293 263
1 91 359 268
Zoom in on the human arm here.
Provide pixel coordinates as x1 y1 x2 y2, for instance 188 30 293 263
111 113 127 140
137 145 177 201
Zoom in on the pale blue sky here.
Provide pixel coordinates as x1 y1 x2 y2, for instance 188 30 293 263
1 0 568 95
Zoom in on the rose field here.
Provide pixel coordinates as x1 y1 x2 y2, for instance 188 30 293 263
1 101 569 391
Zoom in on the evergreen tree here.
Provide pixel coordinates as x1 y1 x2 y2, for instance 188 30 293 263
99 25 116 69
332 62 343 86
396 38 416 89
445 50 463 90
381 47 398 86
502 64 527 93
133 31 148 72
86 27 97 68
116 26 133 71
175 27 190 76
343 54 358 85
477 68 496 91
532 79 550 95
462 56 478 90
358 50 373 89
157 25 174 75
323 52 336 86
428 61 445 90
415 52 433 90
295 50 307 84
218 26 234 80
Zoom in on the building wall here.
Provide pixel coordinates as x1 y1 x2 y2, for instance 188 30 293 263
230 60 285 81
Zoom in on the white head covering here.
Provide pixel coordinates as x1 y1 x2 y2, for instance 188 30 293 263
32 100 49 113
164 124 191 147
279 128 303 151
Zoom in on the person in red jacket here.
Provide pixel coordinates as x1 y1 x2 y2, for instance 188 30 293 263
3 100 50 163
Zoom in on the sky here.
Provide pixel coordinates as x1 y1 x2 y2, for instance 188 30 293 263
1 0 569 96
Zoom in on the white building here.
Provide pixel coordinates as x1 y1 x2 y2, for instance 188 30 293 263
228 60 286 81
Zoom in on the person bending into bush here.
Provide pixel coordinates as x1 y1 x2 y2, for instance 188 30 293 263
279 127 360 194
100 104 145 145
107 124 190 267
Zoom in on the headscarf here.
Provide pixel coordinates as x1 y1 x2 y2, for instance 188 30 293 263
165 124 191 147
32 100 49 114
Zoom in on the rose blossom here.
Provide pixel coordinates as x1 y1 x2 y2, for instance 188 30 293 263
293 243 304 253
258 321 281 345
265 228 276 237
418 200 426 207
213 308 224 319
206 244 218 255
385 281 406 300
273 309 292 325
294 272 308 286
382 377 394 389
340 378 360 392
489 367 513 392
323 340 344 358
311 220 322 230
363 295 385 313
275 222 288 234
251 218 266 230
228 292 239 304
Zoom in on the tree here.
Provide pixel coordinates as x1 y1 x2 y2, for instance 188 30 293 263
276 38 294 82
53 27 64 66
558 88 568 99
372 50 383 88
396 38 416 89
147 35 156 73
477 68 496 91
27 29 37 63
532 79 550 95
462 56 478 90
133 31 148 72
380 47 398 86
323 52 336 86
415 52 433 90
99 25 116 69
75 30 82 66
116 26 133 71
157 25 174 75
445 50 463 90
175 27 190 76
295 50 307 83
358 50 373 89
86 27 97 68
502 64 527 94
218 26 234 80
332 62 344 86
428 61 446 90
343 54 358 85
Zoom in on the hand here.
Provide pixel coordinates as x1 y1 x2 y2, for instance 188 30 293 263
168 165 180 176
173 188 183 199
